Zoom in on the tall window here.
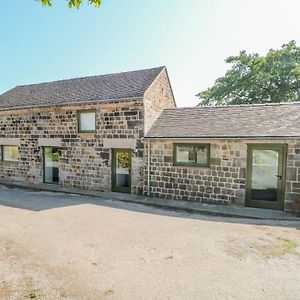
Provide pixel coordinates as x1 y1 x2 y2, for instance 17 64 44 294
2 146 19 162
78 110 96 133
173 144 210 167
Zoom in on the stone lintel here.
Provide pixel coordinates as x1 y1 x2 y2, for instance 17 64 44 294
38 138 62 147
0 138 21 146
103 138 136 149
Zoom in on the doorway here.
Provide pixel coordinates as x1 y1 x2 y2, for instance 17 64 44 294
246 144 286 210
111 149 131 193
43 147 59 184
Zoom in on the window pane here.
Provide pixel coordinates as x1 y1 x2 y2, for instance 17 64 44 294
195 146 208 164
79 111 96 131
3 146 19 162
175 144 209 166
176 145 195 163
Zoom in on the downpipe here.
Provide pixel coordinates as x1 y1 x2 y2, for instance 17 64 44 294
147 139 151 196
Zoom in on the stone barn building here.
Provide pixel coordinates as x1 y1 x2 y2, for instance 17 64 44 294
0 66 299 213
0 67 175 194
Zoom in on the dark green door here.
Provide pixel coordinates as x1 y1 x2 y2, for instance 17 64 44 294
246 144 286 210
112 149 131 193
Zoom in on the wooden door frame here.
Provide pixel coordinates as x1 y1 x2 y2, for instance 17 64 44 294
111 148 132 193
245 144 287 210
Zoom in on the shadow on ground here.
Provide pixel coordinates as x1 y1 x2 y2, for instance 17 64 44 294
0 185 299 230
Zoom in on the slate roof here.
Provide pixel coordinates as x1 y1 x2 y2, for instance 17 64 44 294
0 66 165 109
146 102 300 138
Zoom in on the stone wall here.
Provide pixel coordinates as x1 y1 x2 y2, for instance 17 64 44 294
144 68 176 134
285 140 300 212
144 139 300 212
0 99 145 194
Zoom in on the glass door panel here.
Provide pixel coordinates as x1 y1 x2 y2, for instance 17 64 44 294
246 144 286 210
44 147 59 184
112 149 131 193
251 149 278 201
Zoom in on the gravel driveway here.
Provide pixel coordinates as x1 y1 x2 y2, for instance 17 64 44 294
0 186 299 300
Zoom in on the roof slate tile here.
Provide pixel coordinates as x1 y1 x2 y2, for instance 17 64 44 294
146 103 300 138
0 66 164 109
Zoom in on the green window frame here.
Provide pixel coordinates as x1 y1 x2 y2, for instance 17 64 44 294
77 109 96 133
173 143 210 167
1 145 19 162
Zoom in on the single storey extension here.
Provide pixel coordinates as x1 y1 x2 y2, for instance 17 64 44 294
145 104 300 212
0 66 299 213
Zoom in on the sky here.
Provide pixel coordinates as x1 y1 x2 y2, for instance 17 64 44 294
1 0 300 107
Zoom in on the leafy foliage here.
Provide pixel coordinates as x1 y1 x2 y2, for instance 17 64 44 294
117 152 129 169
37 0 102 8
197 41 300 106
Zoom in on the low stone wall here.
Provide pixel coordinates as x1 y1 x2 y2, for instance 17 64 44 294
144 139 300 213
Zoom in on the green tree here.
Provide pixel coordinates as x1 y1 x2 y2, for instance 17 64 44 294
197 41 300 106
37 0 102 8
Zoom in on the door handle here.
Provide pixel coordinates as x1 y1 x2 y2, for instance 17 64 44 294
275 175 282 179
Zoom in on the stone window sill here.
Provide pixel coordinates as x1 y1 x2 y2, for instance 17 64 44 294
0 160 19 164
78 132 96 138
173 165 210 170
